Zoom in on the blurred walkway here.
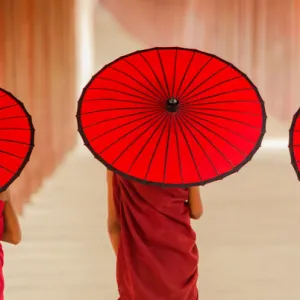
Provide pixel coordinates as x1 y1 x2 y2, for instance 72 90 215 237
3 146 118 300
3 144 300 300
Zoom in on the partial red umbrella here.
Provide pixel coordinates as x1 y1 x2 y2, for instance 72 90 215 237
0 88 34 192
77 47 266 187
289 108 300 180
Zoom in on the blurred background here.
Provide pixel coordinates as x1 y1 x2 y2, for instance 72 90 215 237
0 0 299 299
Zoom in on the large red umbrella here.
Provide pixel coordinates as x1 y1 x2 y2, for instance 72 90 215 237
289 108 300 180
0 88 34 192
77 47 266 187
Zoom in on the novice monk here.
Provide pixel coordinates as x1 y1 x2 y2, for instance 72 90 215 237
0 189 22 300
106 170 203 300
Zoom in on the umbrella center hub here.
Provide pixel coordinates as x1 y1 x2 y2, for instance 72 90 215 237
166 98 179 112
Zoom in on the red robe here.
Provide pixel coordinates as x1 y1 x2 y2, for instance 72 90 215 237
113 174 198 300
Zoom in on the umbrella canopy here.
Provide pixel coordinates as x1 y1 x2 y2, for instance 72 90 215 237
289 108 300 180
77 47 266 187
0 88 35 192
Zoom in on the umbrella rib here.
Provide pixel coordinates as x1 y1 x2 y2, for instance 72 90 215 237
139 53 169 99
185 112 256 145
156 49 171 99
175 52 196 98
0 127 31 131
182 108 261 130
183 75 243 103
90 110 163 142
182 114 243 162
182 107 261 116
89 87 162 104
0 165 14 174
96 77 162 105
184 99 257 107
144 116 169 181
176 116 202 182
81 106 161 116
82 107 162 129
0 104 18 111
163 115 172 182
174 118 183 183
179 114 220 174
183 88 254 105
180 65 229 102
171 49 178 98
0 139 32 146
111 112 166 165
83 97 161 108
127 114 167 173
123 59 166 102
98 112 164 155
177 56 213 100
0 116 26 122
0 149 24 159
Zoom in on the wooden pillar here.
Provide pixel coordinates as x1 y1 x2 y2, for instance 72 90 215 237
0 0 77 213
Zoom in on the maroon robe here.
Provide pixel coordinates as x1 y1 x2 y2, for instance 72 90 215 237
113 173 198 300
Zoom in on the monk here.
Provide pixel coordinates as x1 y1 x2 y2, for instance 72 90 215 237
106 170 203 300
0 188 22 300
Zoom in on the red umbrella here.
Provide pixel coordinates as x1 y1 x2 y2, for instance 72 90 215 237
289 108 300 180
77 47 266 187
0 88 34 192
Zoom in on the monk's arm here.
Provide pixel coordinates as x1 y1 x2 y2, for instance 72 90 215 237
106 170 120 256
187 186 203 219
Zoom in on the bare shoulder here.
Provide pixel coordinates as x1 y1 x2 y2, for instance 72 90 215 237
106 169 114 181
187 186 203 219
188 186 200 196
0 189 10 202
